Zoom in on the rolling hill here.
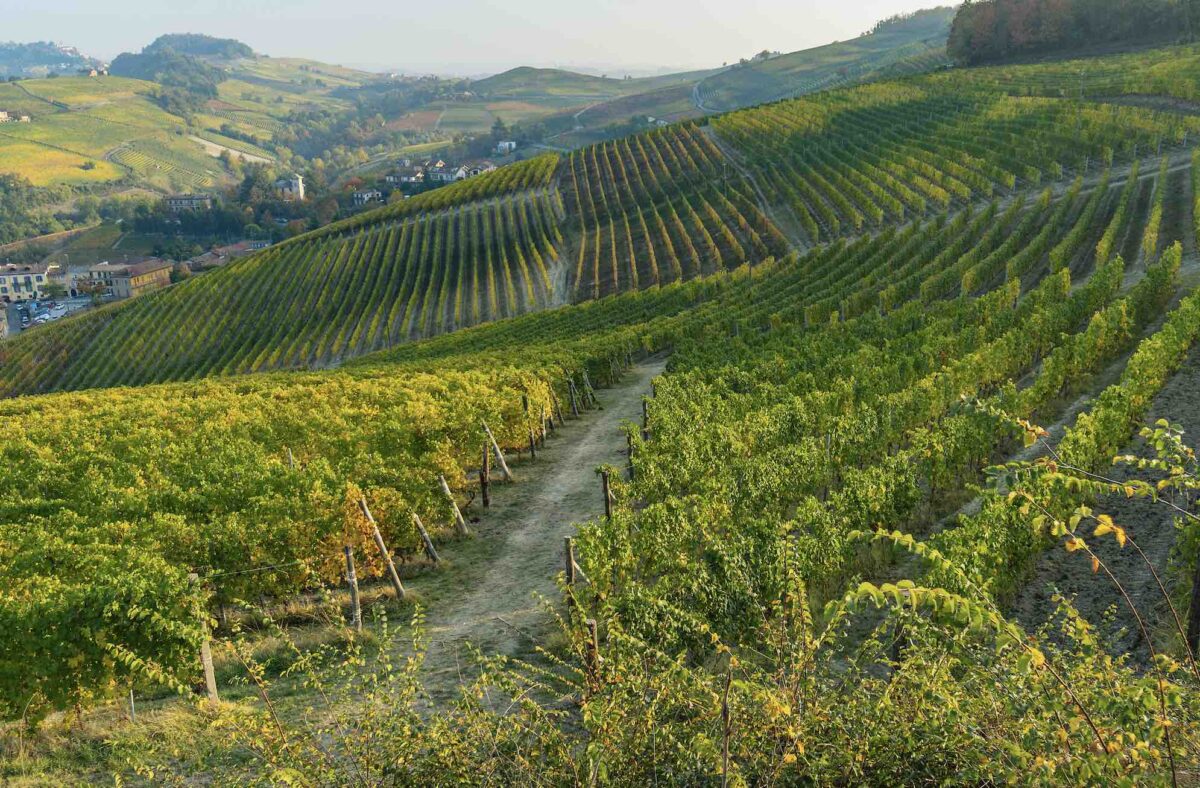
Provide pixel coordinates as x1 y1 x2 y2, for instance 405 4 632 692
7 23 1200 783
471 65 721 102
0 39 386 190
695 6 956 112
2 43 1199 398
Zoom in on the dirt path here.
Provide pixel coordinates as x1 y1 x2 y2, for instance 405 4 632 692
413 358 667 706
188 135 273 165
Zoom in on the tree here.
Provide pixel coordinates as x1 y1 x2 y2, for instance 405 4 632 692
42 281 67 300
491 117 509 144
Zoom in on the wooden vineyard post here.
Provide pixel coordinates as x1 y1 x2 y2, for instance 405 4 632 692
584 619 601 694
412 513 440 563
200 637 219 704
550 389 564 426
542 406 552 440
189 572 219 704
642 398 649 437
344 545 362 632
601 470 613 520
521 395 532 460
1188 553 1200 654
438 475 470 536
480 441 491 507
286 447 295 470
626 431 634 480
568 379 581 418
565 537 577 586
582 370 597 406
358 497 406 601
482 421 515 482
128 687 136 724
564 537 577 610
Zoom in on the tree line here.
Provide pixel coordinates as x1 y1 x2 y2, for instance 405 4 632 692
948 0 1197 65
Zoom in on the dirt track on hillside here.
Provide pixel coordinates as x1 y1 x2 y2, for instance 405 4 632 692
411 358 666 706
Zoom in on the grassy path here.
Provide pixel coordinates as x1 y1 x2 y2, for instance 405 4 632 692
411 357 666 706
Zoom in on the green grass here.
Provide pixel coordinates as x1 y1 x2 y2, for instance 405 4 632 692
0 76 242 188
17 76 159 108
0 136 120 185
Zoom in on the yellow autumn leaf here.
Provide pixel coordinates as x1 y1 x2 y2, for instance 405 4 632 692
1091 556 1100 574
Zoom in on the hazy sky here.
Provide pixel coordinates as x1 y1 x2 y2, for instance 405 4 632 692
1 0 948 76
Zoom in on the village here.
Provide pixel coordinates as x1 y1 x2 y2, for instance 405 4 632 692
0 143 516 339
349 144 512 207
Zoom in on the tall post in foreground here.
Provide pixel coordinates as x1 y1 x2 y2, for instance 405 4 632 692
358 497 406 601
199 637 219 704
189 572 219 704
438 475 470 536
344 545 362 632
482 421 514 482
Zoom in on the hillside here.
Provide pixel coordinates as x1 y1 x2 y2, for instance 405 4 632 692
471 65 717 101
0 75 245 188
3 44 1200 397
695 6 955 111
7 35 1200 783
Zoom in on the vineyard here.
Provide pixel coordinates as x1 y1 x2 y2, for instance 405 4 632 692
560 123 788 298
6 39 1200 783
0 187 566 395
3 57 1200 396
715 87 1200 243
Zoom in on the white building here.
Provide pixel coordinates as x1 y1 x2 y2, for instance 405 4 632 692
496 140 517 155
352 189 382 207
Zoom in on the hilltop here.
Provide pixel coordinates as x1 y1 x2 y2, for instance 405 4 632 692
694 6 955 111
144 33 255 60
